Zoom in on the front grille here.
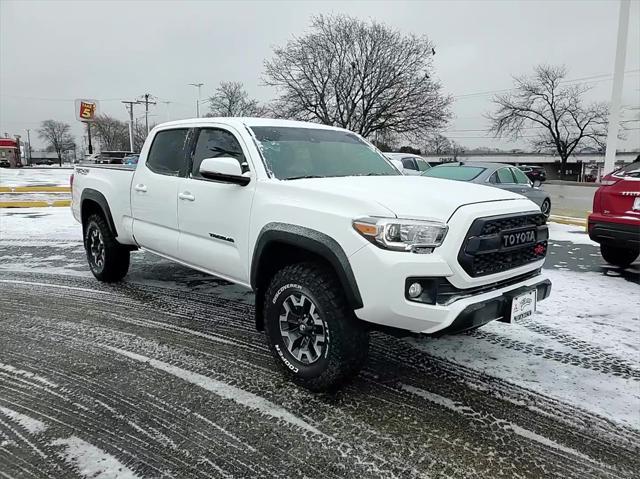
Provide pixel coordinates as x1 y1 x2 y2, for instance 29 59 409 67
458 213 548 277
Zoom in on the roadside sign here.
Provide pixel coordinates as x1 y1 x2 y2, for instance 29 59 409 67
75 99 100 122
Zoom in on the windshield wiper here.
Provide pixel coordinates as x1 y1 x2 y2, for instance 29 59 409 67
283 175 326 180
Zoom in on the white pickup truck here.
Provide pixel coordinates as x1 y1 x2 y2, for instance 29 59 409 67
72 118 551 391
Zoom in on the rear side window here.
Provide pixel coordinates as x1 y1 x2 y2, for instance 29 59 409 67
146 129 189 176
191 128 247 178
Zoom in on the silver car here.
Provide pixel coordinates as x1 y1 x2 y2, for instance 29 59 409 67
421 162 551 217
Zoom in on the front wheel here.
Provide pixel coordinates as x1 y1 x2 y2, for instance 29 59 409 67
600 244 639 268
263 262 369 392
84 214 130 282
540 198 551 217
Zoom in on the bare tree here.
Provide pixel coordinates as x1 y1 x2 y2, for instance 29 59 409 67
37 120 75 166
207 81 266 117
263 14 451 139
91 115 130 151
487 65 609 179
424 134 452 155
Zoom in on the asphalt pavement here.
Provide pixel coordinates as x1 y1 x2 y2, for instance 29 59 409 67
543 183 596 219
0 231 638 478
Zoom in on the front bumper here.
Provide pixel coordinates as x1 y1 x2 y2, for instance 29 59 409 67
349 243 549 334
432 279 551 336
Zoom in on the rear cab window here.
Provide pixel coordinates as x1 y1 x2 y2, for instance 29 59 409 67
146 129 190 176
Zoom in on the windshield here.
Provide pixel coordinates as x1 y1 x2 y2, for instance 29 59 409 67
421 165 486 181
250 126 399 180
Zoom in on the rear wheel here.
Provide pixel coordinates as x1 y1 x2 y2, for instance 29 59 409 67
600 244 639 268
84 214 130 282
263 262 369 392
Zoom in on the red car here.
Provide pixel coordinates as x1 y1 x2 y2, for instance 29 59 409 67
588 161 640 268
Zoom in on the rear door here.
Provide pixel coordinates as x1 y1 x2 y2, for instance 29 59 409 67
131 128 190 258
177 126 256 284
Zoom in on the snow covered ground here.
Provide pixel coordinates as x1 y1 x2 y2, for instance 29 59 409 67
0 167 73 187
1 206 638 477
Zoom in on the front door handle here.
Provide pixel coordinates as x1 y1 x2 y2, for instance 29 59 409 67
178 191 195 201
134 184 147 192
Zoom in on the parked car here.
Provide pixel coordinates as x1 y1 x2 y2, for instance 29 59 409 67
421 162 552 217
123 154 139 166
72 118 551 391
588 161 640 268
384 153 431 175
96 151 135 164
518 165 547 183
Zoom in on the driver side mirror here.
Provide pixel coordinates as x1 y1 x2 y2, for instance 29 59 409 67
199 157 250 186
532 179 542 187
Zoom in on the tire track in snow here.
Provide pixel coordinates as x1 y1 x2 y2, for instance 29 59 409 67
2 263 639 477
469 329 640 380
103 345 327 437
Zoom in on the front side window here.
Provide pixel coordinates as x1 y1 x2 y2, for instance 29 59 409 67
511 167 531 185
496 168 515 184
146 129 189 176
416 159 431 171
192 128 247 178
250 126 398 180
421 165 485 181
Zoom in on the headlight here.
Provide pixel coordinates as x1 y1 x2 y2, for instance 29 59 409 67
352 217 448 252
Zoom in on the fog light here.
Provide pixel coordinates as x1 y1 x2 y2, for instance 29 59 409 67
408 282 423 298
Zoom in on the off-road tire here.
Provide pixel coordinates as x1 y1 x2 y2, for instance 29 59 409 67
263 262 369 392
84 214 130 282
600 244 639 268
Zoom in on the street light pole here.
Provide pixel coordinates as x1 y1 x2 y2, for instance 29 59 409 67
122 100 140 152
603 0 630 176
189 83 204 118
25 129 32 165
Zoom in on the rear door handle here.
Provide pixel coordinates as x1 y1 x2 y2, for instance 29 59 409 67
178 191 195 201
134 184 147 192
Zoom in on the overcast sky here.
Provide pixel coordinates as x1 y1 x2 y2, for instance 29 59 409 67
1 0 638 152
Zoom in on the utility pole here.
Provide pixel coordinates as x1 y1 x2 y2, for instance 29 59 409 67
603 0 630 177
140 93 156 135
25 129 32 166
122 100 140 152
189 83 204 118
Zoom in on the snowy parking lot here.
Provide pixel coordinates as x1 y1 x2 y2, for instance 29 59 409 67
0 207 639 478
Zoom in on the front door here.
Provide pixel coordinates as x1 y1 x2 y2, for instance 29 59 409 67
131 127 190 258
177 126 256 285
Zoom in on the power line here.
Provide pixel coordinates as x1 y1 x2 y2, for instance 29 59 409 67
452 69 640 100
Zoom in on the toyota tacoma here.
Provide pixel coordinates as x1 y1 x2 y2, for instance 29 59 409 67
71 118 551 391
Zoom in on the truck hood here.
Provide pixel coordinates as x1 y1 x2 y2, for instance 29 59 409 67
285 176 523 221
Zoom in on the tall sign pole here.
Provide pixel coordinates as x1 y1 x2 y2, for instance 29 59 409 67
189 83 204 118
75 99 99 156
603 0 630 176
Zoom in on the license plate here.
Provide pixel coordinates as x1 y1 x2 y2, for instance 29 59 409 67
634 197 640 211
511 289 537 321
501 229 536 248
